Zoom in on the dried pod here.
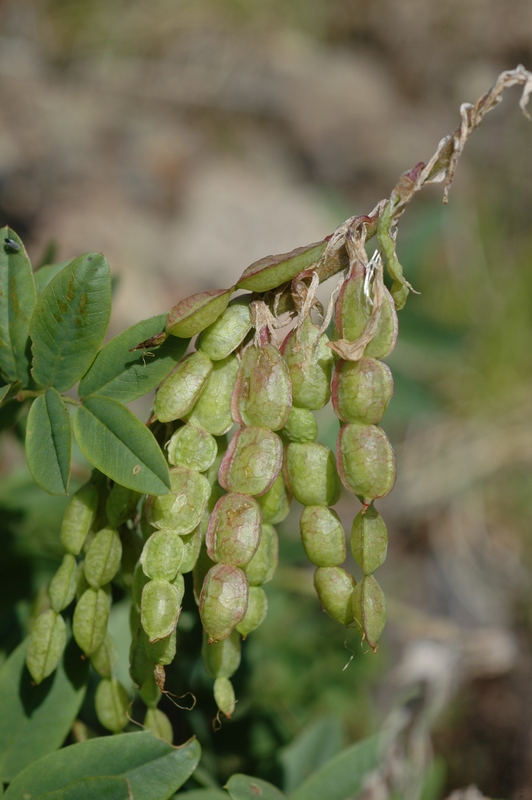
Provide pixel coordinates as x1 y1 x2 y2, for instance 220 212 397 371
26 609 66 684
197 298 252 361
280 318 333 410
90 633 118 679
284 443 341 507
300 506 346 567
106 483 141 528
84 526 123 589
350 506 388 575
140 530 184 581
351 575 386 649
166 288 233 338
332 358 394 425
281 406 318 444
199 563 249 642
336 423 396 501
95 678 129 733
167 424 217 472
73 587 110 655
236 586 268 637
214 676 236 719
60 481 98 555
313 567 356 626
206 492 262 566
145 466 211 534
154 351 213 423
202 630 241 678
244 524 278 586
144 707 173 744
49 554 77 612
232 344 292 431
257 473 291 525
218 426 283 497
335 269 398 358
186 355 239 436
178 524 203 574
141 579 181 642
144 628 177 666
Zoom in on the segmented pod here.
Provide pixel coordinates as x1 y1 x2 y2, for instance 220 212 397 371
185 355 239 436
218 426 283 497
178 524 203 574
95 678 129 733
197 298 252 361
140 530 184 581
336 423 396 501
166 288 233 338
281 406 318 444
60 481 98 555
73 587 110 655
206 492 262 566
84 526 123 589
332 358 394 425
257 473 291 525
202 630 241 678
144 628 177 666
335 267 398 358
144 707 173 743
280 317 333 410
49 554 78 612
236 585 268 637
284 443 341 507
90 634 118 679
300 506 346 567
26 609 67 684
167 424 218 472
199 563 249 642
192 541 216 605
154 351 213 423
145 466 211 534
244 524 278 586
313 567 356 626
106 483 141 528
214 676 235 719
141 579 181 642
351 575 386 650
232 343 292 431
350 506 388 575
139 673 161 708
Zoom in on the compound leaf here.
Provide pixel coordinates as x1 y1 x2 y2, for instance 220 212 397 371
225 775 286 800
26 388 72 495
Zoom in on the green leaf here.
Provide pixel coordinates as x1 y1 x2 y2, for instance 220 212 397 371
288 736 380 800
0 383 11 403
179 792 228 799
37 776 131 800
78 315 189 402
26 388 72 495
280 715 345 794
73 396 170 494
0 226 37 386
30 253 112 391
4 731 201 800
225 775 286 800
0 637 89 783
34 261 71 295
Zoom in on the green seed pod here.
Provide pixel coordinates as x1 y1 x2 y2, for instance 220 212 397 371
141 579 180 642
166 288 233 338
145 466 211 534
350 506 388 575
73 587 110 655
206 492 262 567
202 629 241 678
105 483 141 528
129 624 154 688
49 554 78 612
178 524 203 574
120 528 143 589
351 575 386 650
232 344 292 431
90 633 118 679
140 530 184 581
335 266 398 358
218 426 283 497
257 473 291 525
186 356 239 436
199 563 249 643
132 561 149 613
139 673 161 708
167 423 218 472
336 423 396 501
300 506 346 567
144 707 173 744
280 318 333 410
284 443 341 507
26 609 66 684
193 541 216 605
313 567 356 626
95 678 129 733
237 239 327 293
154 351 213 423
84 526 122 589
60 481 98 556
244 524 278 586
332 358 394 425
170 571 185 603
144 628 177 666
197 298 252 361
214 676 236 719
281 406 318 444
236 585 267 638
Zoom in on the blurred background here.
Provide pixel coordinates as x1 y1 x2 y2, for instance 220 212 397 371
0 1 532 798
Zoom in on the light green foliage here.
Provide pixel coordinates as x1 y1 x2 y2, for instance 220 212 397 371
25 388 72 495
